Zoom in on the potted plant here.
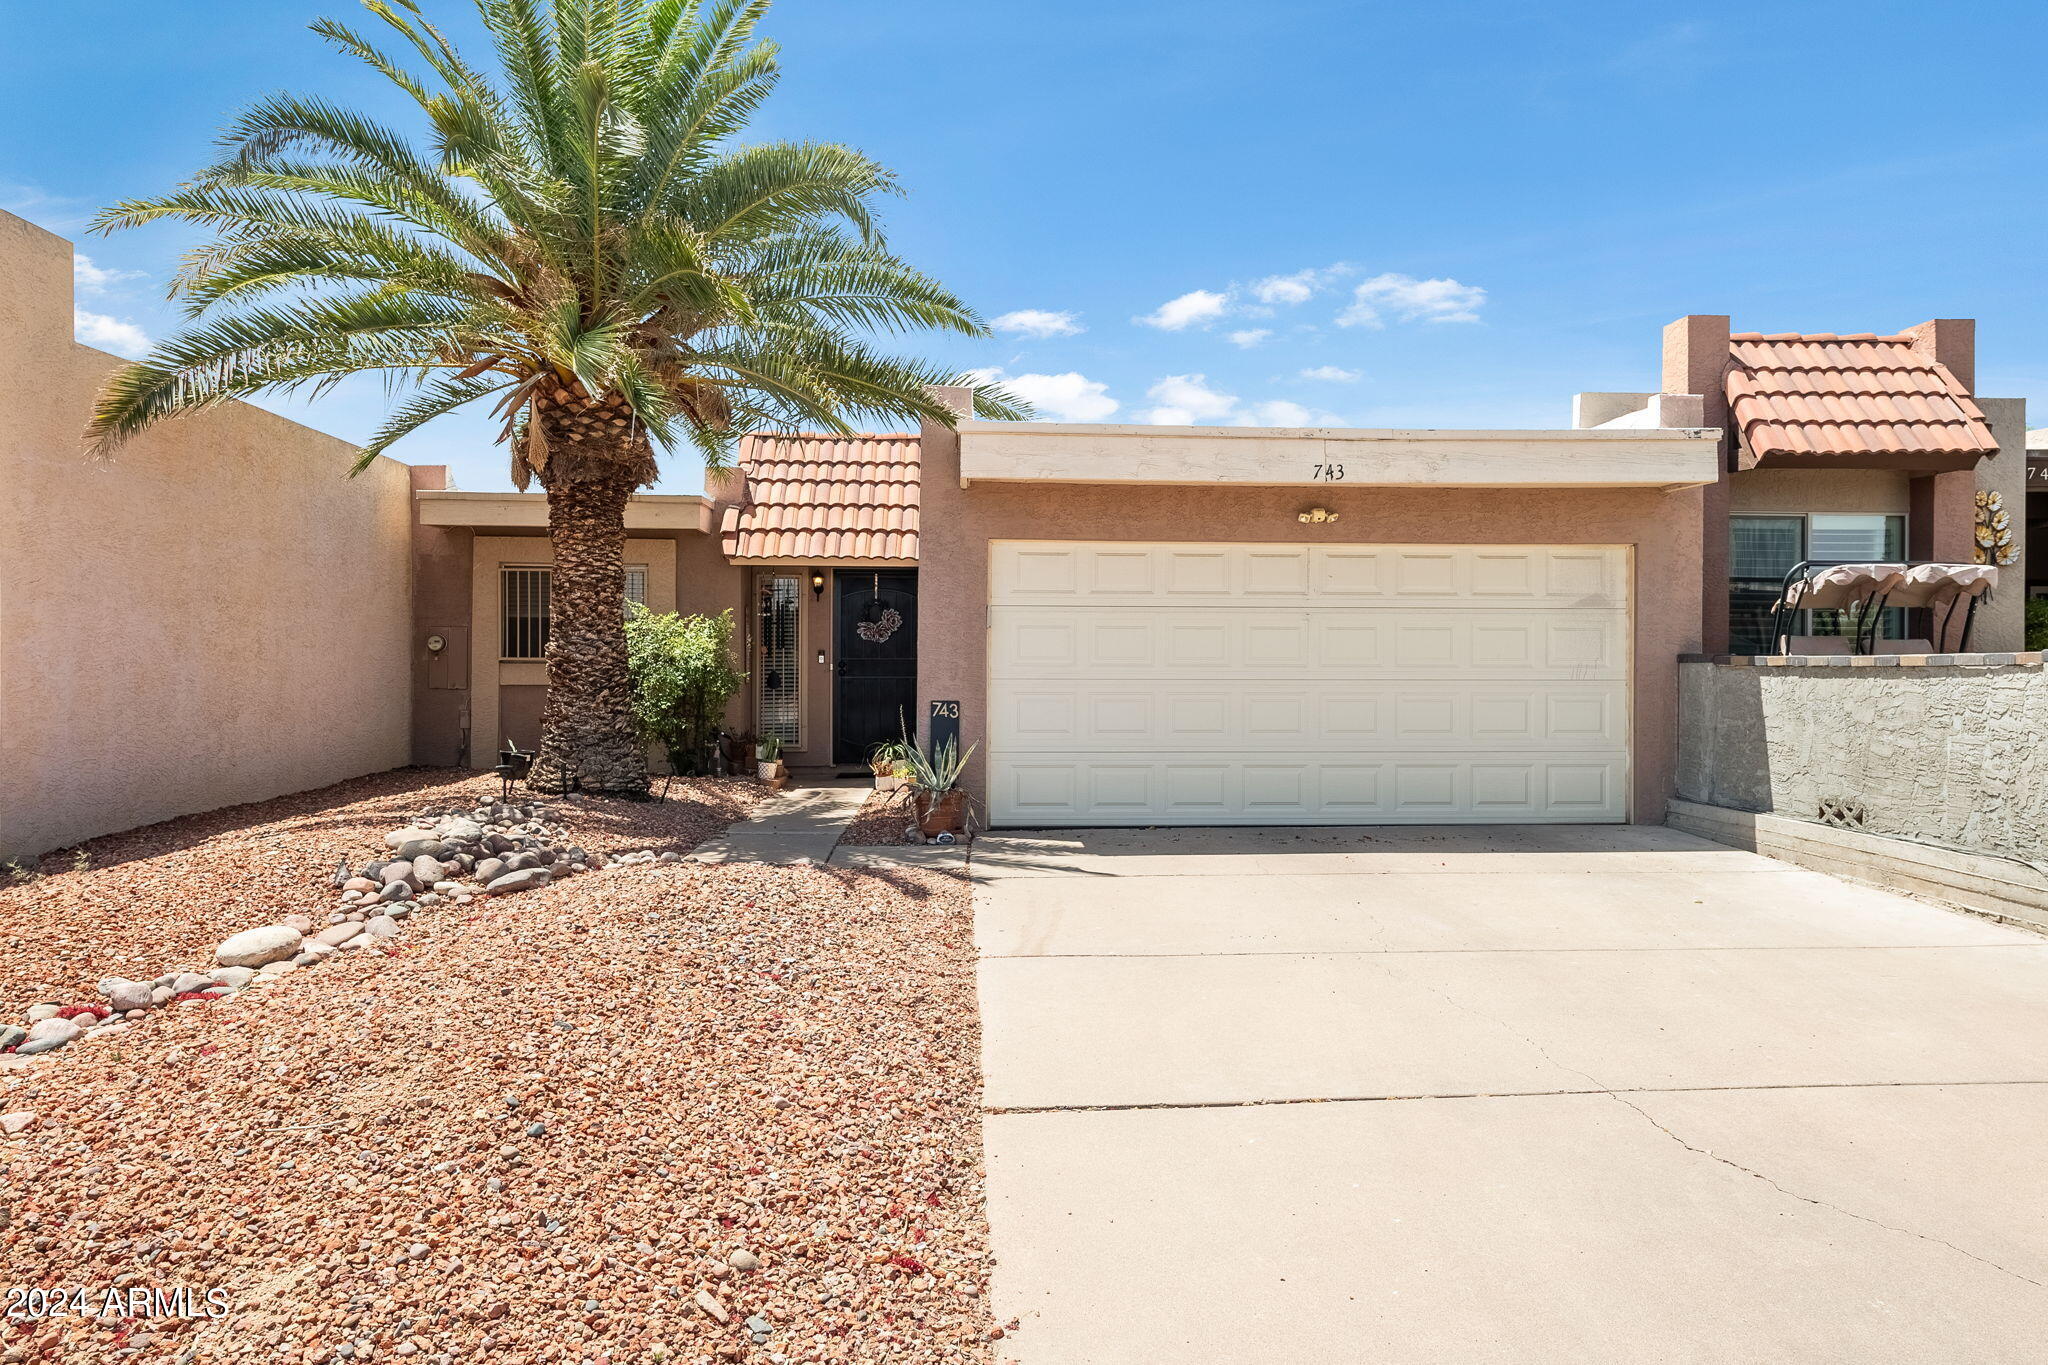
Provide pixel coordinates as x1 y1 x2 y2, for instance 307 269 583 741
869 740 914 792
755 734 785 784
901 733 978 841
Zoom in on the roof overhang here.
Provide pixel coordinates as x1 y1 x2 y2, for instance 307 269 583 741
727 557 917 568
957 422 1722 490
416 489 713 534
1739 444 1986 474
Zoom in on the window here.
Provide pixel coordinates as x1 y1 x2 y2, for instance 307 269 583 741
757 575 801 747
501 564 651 659
502 567 551 659
1729 514 1906 653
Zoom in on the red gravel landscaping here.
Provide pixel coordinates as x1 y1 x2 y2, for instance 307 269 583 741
0 768 756 1011
835 791 915 847
0 802 996 1363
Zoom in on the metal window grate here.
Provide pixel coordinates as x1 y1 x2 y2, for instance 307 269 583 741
757 575 800 747
624 565 648 608
502 567 551 659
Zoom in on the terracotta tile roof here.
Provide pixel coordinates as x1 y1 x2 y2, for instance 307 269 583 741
718 432 920 562
1726 332 1997 465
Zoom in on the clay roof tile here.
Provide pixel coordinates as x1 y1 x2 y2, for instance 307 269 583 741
1723 330 1997 464
720 432 921 563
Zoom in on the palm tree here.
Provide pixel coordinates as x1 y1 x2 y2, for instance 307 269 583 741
85 0 1022 797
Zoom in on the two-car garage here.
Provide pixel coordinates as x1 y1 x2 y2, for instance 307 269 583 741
985 541 1631 826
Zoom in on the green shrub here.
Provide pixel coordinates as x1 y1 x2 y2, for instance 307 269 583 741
2026 596 2048 652
623 606 746 775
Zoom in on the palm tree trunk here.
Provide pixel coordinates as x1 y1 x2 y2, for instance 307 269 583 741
530 462 649 797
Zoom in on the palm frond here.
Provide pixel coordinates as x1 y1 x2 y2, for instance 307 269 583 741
90 0 1005 481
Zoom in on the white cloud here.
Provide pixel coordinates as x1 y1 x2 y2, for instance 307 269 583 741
1142 373 1240 425
970 367 1119 423
991 308 1083 339
1227 329 1272 349
1139 375 1343 427
1252 264 1352 307
1135 289 1230 331
73 253 144 296
1250 400 1318 427
1339 273 1486 328
1299 364 1362 383
74 309 150 358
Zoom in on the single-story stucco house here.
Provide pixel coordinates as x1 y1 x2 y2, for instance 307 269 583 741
1 208 2034 857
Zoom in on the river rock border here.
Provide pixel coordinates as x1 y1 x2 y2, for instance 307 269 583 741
1 799 687 1067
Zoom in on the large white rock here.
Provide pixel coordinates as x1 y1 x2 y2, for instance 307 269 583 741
384 827 436 850
100 978 154 1012
214 925 305 968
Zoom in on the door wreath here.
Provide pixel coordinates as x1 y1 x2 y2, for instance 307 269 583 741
855 606 903 644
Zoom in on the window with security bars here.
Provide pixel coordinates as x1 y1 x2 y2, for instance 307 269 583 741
756 575 800 746
502 567 551 659
502 564 651 658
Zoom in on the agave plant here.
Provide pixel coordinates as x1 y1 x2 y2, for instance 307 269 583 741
83 0 1023 795
897 732 976 794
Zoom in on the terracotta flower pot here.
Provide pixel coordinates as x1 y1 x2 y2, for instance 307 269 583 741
913 789 969 838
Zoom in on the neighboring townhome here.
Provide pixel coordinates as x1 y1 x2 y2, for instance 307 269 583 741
0 209 2029 856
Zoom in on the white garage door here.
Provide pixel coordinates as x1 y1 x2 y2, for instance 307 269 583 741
987 542 1630 826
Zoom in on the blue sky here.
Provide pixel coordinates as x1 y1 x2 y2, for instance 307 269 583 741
6 0 2046 494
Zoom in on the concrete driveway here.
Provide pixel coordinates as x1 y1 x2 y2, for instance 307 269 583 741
972 825 2048 1364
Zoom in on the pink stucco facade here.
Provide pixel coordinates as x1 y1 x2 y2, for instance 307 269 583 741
4 201 2017 856
910 414 1707 825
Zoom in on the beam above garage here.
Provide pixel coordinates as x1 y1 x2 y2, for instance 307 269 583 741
957 421 1722 490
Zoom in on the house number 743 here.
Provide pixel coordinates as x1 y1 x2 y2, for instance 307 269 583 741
1310 463 1346 481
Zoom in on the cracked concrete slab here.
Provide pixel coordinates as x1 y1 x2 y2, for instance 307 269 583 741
985 1091 2048 1364
982 942 2048 1108
977 824 2048 1361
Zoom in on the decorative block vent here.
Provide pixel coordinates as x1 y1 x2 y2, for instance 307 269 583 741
1817 795 1868 830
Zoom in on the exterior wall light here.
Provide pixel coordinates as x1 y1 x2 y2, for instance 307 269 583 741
810 569 826 599
1298 507 1339 523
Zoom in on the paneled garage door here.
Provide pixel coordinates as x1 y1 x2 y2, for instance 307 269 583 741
987 542 1630 826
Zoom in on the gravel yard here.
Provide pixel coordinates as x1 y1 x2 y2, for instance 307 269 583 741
0 776 994 1364
834 792 914 848
0 769 755 1011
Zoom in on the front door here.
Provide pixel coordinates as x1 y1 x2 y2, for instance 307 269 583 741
834 569 918 766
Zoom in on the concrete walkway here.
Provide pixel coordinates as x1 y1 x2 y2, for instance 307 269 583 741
974 825 2048 1363
688 781 869 864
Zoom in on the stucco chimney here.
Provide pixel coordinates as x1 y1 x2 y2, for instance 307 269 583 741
1900 318 1974 393
1662 315 1733 653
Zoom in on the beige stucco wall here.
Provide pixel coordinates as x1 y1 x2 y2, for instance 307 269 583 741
0 210 414 859
916 410 1707 825
466 534 677 763
1727 467 1912 515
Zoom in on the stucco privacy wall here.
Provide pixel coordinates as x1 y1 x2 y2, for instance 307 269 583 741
0 210 413 859
1676 660 2048 862
916 404 1707 824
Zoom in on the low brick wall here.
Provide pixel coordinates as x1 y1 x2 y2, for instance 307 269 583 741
1676 654 2048 863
